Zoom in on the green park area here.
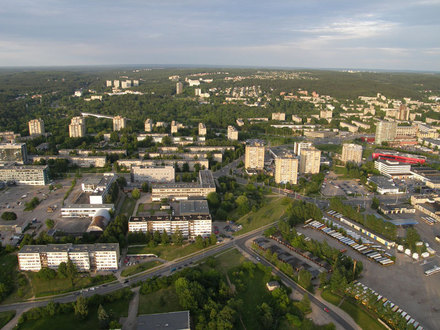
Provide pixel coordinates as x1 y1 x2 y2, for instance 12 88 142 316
127 242 208 261
0 311 16 328
121 260 163 277
235 197 288 235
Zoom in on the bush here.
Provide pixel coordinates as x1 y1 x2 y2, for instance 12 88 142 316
1 212 17 220
24 197 40 211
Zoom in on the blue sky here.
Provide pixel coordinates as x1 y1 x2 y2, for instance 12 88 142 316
1 0 439 70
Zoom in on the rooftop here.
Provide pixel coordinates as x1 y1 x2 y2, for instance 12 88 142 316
129 214 212 222
179 200 210 215
19 243 119 254
136 311 190 330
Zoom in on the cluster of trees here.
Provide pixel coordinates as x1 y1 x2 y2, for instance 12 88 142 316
127 229 183 246
17 288 132 329
285 200 322 227
98 214 128 247
24 197 40 211
333 161 380 185
330 198 397 241
37 259 77 285
1 211 17 220
208 177 268 220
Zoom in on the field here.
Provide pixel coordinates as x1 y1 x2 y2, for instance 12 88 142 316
138 286 183 315
235 197 287 234
17 293 131 330
0 311 16 328
119 195 136 217
121 260 163 277
127 243 207 261
321 289 386 330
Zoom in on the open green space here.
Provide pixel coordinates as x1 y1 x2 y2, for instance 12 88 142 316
138 286 183 315
127 243 206 261
0 253 33 304
321 290 386 330
235 197 287 235
214 248 247 272
119 195 136 217
0 310 16 328
17 294 131 330
27 272 116 298
121 260 163 277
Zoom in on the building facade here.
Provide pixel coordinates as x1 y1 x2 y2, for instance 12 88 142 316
28 119 45 136
131 165 175 183
299 148 321 174
0 143 28 164
69 117 86 138
274 154 298 184
18 243 120 272
341 144 363 164
375 120 397 145
198 123 207 136
245 140 265 169
0 165 48 185
113 116 126 131
144 118 153 132
271 112 286 121
176 82 183 95
227 125 238 141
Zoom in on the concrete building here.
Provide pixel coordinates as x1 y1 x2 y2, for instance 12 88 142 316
18 243 119 272
133 80 139 87
144 119 153 132
69 116 86 138
198 123 207 136
293 142 312 156
136 311 190 330
374 160 412 178
28 119 45 136
227 125 238 141
106 80 112 87
187 79 200 87
291 115 302 123
0 164 49 185
272 112 286 121
113 80 120 88
245 140 265 170
236 119 245 127
131 165 175 183
151 170 215 201
273 151 298 184
129 214 212 239
121 80 131 89
61 204 114 218
375 120 397 145
81 173 117 204
0 131 20 143
118 159 208 172
368 176 401 195
320 110 333 121
0 143 28 164
397 104 410 121
113 116 126 131
340 122 359 133
341 144 363 164
299 148 321 174
176 82 183 95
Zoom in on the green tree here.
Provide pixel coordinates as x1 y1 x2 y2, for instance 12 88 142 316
1 212 17 221
58 262 68 278
258 302 273 329
74 295 88 319
131 188 141 199
371 197 380 209
207 192 220 209
161 229 170 245
298 269 312 291
195 235 205 248
299 293 312 314
141 182 149 192
66 258 77 286
209 233 217 245
405 228 421 251
45 218 55 229
172 230 184 246
98 304 110 329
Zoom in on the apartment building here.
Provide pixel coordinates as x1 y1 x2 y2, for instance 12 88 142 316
341 144 363 164
245 139 265 169
129 214 212 239
291 115 302 123
118 159 208 172
176 82 183 95
151 170 215 201
131 165 175 183
171 121 184 134
299 148 321 174
375 120 397 145
106 80 112 87
69 116 86 138
144 119 153 132
113 80 120 88
274 152 298 184
121 80 131 89
198 123 207 136
320 110 333 121
272 112 286 121
17 243 120 272
227 125 239 141
113 116 126 131
0 164 49 185
340 122 359 133
293 141 312 156
0 143 28 164
28 119 45 136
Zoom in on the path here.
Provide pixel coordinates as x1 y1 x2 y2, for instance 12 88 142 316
3 308 30 330
121 287 140 330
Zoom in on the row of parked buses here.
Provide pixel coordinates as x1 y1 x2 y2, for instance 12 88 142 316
307 220 394 266
346 282 424 330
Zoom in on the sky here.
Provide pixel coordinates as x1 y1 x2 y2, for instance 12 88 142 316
1 0 439 71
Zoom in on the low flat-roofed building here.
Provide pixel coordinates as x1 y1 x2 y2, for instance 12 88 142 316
379 204 415 215
179 200 210 215
303 130 337 139
374 159 412 178
18 243 119 272
61 204 114 218
415 202 440 222
411 167 440 188
81 173 116 204
0 142 28 164
136 311 190 330
0 164 49 185
118 159 208 172
368 176 402 194
129 214 211 238
131 165 175 183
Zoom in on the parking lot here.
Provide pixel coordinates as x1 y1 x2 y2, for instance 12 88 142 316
321 178 370 197
298 226 440 330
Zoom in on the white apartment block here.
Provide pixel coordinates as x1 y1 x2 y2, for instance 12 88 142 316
0 165 49 185
144 118 153 132
341 144 363 164
272 112 286 121
299 148 321 174
245 140 265 169
227 125 238 140
129 215 212 239
113 116 126 131
69 116 86 138
28 119 45 136
106 80 112 87
18 243 120 272
274 154 298 184
121 80 132 89
293 141 313 156
198 123 207 136
113 80 120 88
131 165 175 183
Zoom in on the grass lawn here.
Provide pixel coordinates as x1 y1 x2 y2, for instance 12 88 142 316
321 290 386 330
0 253 34 304
17 293 131 330
121 260 163 277
138 286 182 315
213 248 247 272
27 273 116 298
235 197 287 235
0 311 16 328
119 195 136 217
127 243 206 261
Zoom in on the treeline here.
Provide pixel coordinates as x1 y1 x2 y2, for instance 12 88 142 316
330 198 397 241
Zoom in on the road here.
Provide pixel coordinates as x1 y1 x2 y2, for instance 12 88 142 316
236 238 357 330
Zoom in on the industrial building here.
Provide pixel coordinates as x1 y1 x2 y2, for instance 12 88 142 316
81 173 117 204
17 243 120 272
372 150 426 165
